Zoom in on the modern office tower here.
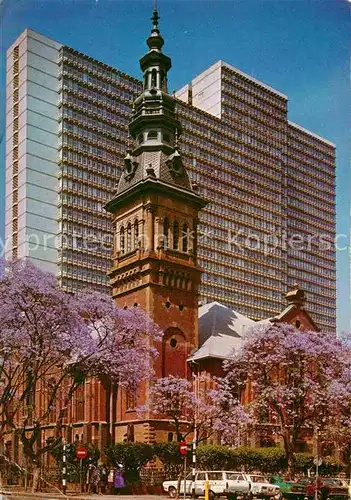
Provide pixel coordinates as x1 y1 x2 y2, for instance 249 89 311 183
5 27 336 330
176 62 336 331
5 29 141 292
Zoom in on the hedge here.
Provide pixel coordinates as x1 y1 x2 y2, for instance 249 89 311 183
52 442 345 485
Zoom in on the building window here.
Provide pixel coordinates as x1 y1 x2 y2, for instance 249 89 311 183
147 130 158 140
47 377 56 424
151 69 157 88
126 223 132 252
75 384 85 422
134 220 139 248
182 224 189 252
126 389 137 410
173 221 179 250
120 227 125 254
163 217 170 249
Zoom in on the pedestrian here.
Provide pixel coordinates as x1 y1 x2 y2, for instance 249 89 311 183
107 467 115 494
99 463 108 494
87 463 101 494
113 464 125 495
86 463 93 493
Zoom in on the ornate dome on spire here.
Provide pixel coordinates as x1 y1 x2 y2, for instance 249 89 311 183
147 9 164 52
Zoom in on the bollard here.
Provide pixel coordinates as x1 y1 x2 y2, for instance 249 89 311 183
204 479 210 500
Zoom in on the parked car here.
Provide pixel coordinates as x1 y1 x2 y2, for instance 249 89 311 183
244 473 281 499
162 471 280 499
268 476 306 500
163 470 250 499
294 477 349 500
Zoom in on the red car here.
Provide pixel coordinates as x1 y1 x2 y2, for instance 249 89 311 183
296 477 348 500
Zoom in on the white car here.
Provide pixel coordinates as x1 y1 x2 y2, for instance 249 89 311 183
163 470 251 499
243 474 281 499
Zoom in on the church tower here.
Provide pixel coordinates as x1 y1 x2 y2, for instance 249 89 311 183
105 9 206 442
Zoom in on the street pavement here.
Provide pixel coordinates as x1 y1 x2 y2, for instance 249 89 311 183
0 494 169 500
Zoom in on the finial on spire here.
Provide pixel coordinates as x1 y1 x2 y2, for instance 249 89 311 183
146 2 164 51
151 7 159 30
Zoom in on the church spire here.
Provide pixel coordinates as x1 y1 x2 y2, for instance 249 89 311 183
109 6 204 197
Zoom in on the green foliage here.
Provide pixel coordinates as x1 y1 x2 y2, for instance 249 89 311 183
196 445 287 472
197 446 345 475
51 441 100 483
105 442 154 484
51 442 346 486
197 444 233 470
294 453 344 476
153 442 188 479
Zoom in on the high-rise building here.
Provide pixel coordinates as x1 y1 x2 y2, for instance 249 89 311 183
5 25 336 331
175 62 336 330
5 29 141 294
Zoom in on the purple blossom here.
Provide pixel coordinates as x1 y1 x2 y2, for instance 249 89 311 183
0 259 163 469
142 374 249 443
222 322 351 474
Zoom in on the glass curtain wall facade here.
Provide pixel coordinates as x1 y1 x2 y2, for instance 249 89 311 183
5 30 336 331
57 46 141 292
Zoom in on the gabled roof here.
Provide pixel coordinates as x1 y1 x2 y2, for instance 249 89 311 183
274 303 320 332
190 293 319 362
190 302 255 361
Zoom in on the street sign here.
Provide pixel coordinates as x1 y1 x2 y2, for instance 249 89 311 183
313 458 322 466
76 445 88 460
179 440 188 456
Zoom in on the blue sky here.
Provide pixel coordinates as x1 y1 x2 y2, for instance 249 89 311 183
0 0 350 331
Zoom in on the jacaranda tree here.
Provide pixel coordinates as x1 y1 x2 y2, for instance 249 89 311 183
142 374 249 444
222 322 351 477
0 259 162 490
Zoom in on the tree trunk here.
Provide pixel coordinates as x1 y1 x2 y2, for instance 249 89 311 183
287 451 295 480
32 465 41 493
282 428 295 480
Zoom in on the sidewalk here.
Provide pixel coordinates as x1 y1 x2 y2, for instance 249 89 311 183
1 493 169 500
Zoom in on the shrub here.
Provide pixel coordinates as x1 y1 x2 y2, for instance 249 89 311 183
197 445 233 470
153 442 187 479
106 442 154 484
51 441 100 483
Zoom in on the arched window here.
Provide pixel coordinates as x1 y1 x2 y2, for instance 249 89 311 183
173 221 179 250
126 223 132 252
182 224 188 252
151 68 157 88
120 227 125 254
147 130 158 140
134 219 139 248
47 377 56 424
163 217 170 249
160 70 165 91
